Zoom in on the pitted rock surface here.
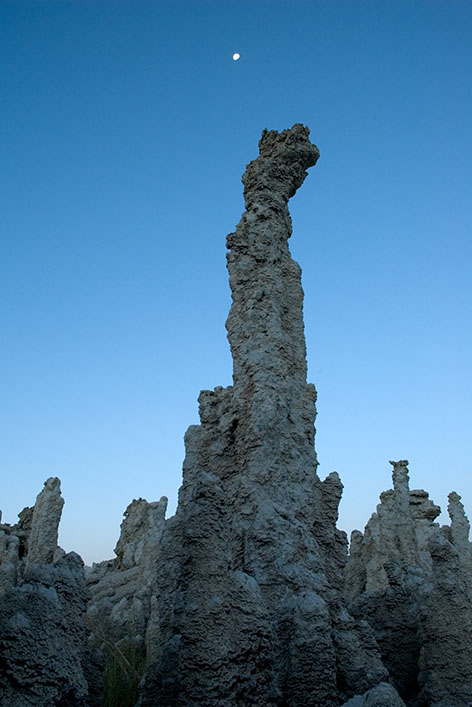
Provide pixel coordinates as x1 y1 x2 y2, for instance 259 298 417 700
86 495 167 659
345 460 472 706
0 480 100 705
138 125 389 706
1 126 471 706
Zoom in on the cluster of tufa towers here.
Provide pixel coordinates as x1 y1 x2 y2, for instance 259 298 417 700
1 125 471 706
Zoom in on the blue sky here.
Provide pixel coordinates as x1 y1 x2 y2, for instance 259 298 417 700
2 0 471 565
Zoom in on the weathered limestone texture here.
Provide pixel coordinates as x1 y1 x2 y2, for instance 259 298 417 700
345 461 472 706
27 476 64 566
0 479 101 706
138 125 392 706
341 681 407 707
2 127 470 705
0 477 64 597
87 496 167 658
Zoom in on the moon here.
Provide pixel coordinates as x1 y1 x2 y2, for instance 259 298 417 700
232 53 240 61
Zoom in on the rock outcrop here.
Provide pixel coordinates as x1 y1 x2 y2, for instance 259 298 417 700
137 124 392 706
1 126 470 706
87 496 167 659
345 460 472 706
0 479 101 706
0 476 63 598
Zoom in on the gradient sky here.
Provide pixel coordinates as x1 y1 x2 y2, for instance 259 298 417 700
2 0 471 565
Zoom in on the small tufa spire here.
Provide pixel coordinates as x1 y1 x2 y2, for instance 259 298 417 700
26 477 64 566
389 459 410 493
448 491 471 546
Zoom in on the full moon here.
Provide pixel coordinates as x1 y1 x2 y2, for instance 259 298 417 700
232 53 240 61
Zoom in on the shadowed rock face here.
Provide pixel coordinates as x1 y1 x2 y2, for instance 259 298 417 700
345 461 472 707
138 125 389 706
3 126 471 706
86 495 167 662
0 479 101 706
0 477 64 599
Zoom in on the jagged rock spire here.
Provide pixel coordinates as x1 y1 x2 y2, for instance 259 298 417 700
138 126 389 706
0 480 95 705
27 477 64 566
226 124 319 400
345 460 472 706
448 491 471 547
2 127 471 707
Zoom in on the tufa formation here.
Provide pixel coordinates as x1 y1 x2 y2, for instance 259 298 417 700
137 124 388 706
1 125 471 706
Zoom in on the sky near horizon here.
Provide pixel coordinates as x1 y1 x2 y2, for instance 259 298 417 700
2 0 471 565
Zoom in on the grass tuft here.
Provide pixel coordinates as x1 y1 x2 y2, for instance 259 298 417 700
102 638 146 707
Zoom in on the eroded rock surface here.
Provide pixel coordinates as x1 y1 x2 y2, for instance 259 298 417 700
0 479 100 706
341 681 407 707
137 125 390 706
1 127 470 706
87 496 167 661
345 460 472 706
0 477 64 598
